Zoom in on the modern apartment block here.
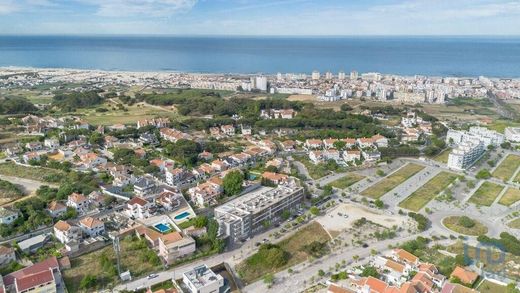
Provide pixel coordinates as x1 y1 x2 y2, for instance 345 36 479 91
214 179 304 245
182 264 225 293
505 127 520 142
447 138 485 171
446 127 504 147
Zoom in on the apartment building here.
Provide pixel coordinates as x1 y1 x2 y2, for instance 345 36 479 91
157 232 196 265
447 138 485 171
182 264 225 293
214 180 304 245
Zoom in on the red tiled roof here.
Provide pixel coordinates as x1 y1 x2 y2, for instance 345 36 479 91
4 257 58 286
128 196 148 207
15 269 54 292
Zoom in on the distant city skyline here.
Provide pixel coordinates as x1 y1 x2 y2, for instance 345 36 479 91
0 0 519 36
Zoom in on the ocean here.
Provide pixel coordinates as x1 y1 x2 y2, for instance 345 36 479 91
0 36 519 77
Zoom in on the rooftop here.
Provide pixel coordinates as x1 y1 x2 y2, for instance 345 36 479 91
183 264 222 289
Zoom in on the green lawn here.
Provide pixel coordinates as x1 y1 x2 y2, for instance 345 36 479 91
434 148 451 164
442 216 488 236
498 188 520 206
492 154 520 182
327 173 365 189
469 181 505 206
399 172 459 212
508 218 520 229
360 163 425 199
476 279 507 293
78 102 179 126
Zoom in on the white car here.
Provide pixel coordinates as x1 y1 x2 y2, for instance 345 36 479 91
147 273 159 279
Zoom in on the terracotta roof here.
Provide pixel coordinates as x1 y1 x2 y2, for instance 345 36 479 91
450 266 479 285
412 272 434 290
0 245 14 255
395 249 419 264
68 193 87 203
47 201 66 211
128 196 149 207
135 226 162 242
385 259 406 273
262 172 288 182
160 232 183 245
15 269 54 292
79 216 104 229
54 220 72 232
4 256 59 286
327 284 355 293
365 276 389 293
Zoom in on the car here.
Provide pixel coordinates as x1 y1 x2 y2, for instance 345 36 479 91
362 243 369 248
147 274 158 279
255 242 261 247
343 215 348 218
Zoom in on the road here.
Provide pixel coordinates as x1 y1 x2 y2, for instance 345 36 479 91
0 174 57 194
242 233 420 293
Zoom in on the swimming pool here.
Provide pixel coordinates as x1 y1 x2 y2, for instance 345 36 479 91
154 223 172 233
174 211 191 220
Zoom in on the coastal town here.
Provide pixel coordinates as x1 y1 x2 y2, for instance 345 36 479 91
1 67 520 293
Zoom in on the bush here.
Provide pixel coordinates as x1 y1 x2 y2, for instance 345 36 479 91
408 212 430 231
476 169 491 179
458 216 476 228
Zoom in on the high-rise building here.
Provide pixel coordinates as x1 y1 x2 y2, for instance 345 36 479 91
350 70 358 80
312 70 321 80
338 71 346 80
325 71 333 80
447 139 485 171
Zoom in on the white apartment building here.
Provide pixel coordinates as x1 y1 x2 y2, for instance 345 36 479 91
53 220 82 244
79 216 105 238
447 139 485 171
505 127 520 142
447 128 504 147
182 264 225 293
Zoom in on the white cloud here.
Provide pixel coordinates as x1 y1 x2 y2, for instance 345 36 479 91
78 0 198 17
0 0 19 15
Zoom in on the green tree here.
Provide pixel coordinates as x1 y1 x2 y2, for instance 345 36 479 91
374 199 384 209
360 266 380 278
223 170 244 196
310 206 320 216
476 169 491 179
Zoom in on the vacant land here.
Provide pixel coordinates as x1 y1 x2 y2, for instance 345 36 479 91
237 221 330 284
508 218 520 229
0 163 66 183
433 148 451 164
62 236 161 293
498 188 520 206
399 172 458 212
492 154 520 182
469 181 505 206
476 279 507 293
360 163 425 199
327 173 365 189
443 216 488 236
78 102 177 126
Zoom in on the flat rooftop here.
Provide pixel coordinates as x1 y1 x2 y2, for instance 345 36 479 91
184 264 221 289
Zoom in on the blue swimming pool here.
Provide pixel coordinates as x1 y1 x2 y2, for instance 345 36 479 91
154 223 172 233
174 211 191 220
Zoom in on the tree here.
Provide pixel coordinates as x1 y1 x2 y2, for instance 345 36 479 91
263 273 274 286
476 169 491 179
333 140 347 150
223 171 244 196
340 104 353 112
376 169 385 177
360 266 379 278
374 199 384 209
458 216 476 228
322 185 333 196
310 206 320 216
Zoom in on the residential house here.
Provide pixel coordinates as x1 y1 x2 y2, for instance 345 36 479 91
79 216 105 238
25 142 42 151
323 138 339 149
450 266 479 286
198 151 213 162
281 140 296 152
44 138 60 149
79 153 107 169
66 193 89 213
220 125 235 136
343 150 361 163
156 190 183 211
165 167 190 186
125 196 153 219
157 232 196 265
0 245 16 266
362 149 381 162
22 152 40 164
262 172 288 185
3 257 60 293
46 201 67 218
188 177 223 207
0 207 19 225
134 177 156 196
53 220 82 244
305 139 323 150
182 264 225 293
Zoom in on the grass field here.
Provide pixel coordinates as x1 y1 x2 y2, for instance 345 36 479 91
476 279 507 293
0 163 66 183
442 216 488 236
63 236 162 292
360 163 425 199
492 154 520 182
469 181 505 206
498 188 520 206
508 218 520 229
433 148 451 163
237 221 330 284
327 173 365 189
78 102 178 126
398 172 459 212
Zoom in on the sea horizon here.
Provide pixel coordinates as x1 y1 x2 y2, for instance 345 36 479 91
1 35 520 78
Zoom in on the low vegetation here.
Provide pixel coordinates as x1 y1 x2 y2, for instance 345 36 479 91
237 221 330 284
443 216 488 236
498 188 520 206
492 154 520 181
399 172 458 212
361 163 425 199
327 173 365 189
469 181 504 206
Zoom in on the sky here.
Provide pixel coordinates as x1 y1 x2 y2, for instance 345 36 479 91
0 0 519 35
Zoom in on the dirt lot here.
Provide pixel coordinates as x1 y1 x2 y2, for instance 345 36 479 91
316 203 407 234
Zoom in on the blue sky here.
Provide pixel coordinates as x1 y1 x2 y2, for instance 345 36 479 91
0 0 519 35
